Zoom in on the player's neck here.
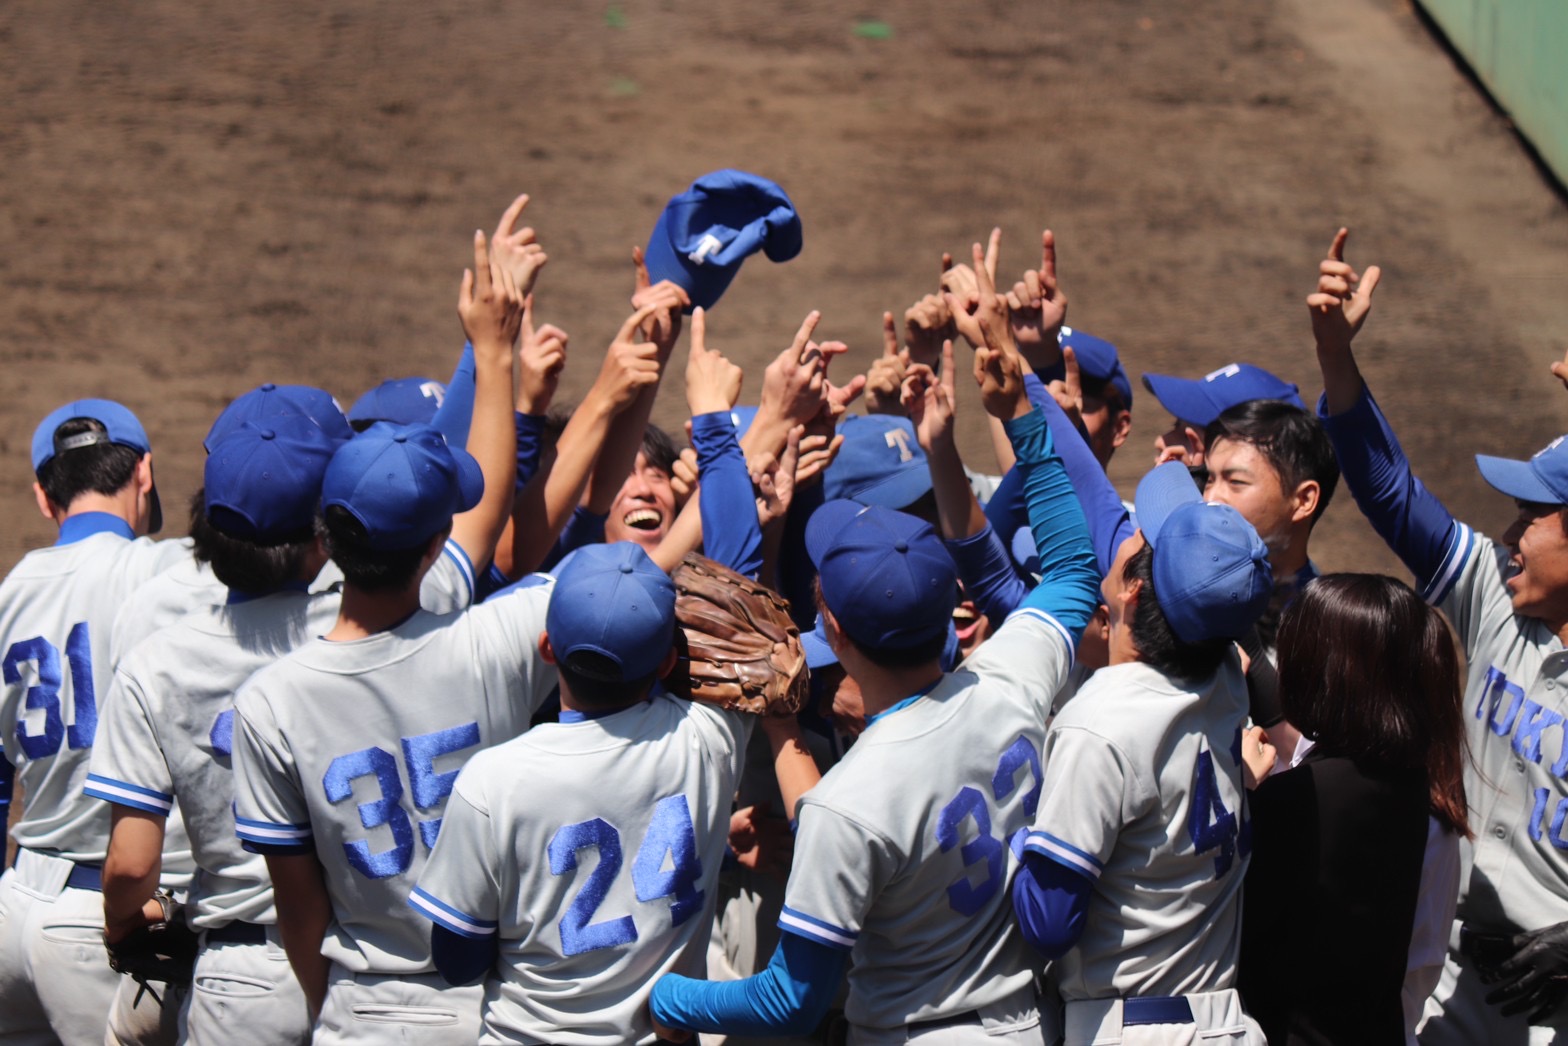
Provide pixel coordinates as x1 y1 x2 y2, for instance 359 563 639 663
844 660 943 719
328 584 421 641
1269 530 1310 579
55 490 141 532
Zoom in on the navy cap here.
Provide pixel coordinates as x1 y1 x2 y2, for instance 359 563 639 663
546 542 677 682
204 417 338 543
1134 462 1272 645
806 500 957 651
644 170 802 311
205 384 353 453
823 415 931 509
32 399 164 533
321 422 483 550
1477 435 1568 506
348 377 447 428
1052 326 1133 408
1141 363 1303 427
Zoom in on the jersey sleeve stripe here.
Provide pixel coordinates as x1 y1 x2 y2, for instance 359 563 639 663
408 887 498 938
1024 831 1104 879
1421 522 1474 607
83 775 173 814
234 818 313 845
442 539 476 603
777 906 857 950
1008 608 1076 668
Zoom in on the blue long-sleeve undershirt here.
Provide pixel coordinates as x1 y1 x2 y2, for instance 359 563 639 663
946 522 1029 622
650 930 847 1036
691 412 764 578
0 746 12 824
779 481 823 632
1011 850 1094 959
1003 408 1101 642
474 412 550 600
1316 387 1457 599
429 343 477 450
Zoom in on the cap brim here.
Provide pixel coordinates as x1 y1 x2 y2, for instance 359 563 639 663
1476 454 1561 504
452 447 485 514
840 464 933 511
1140 373 1219 427
1134 462 1205 547
802 622 838 669
805 499 870 567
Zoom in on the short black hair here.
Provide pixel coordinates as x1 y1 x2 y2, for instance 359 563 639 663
1205 401 1339 526
641 424 679 475
320 505 435 593
35 418 143 510
1124 543 1232 680
558 649 659 708
1078 374 1129 416
189 489 318 593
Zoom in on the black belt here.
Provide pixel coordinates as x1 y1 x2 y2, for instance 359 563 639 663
205 921 268 945
907 1009 980 1032
1123 996 1194 1026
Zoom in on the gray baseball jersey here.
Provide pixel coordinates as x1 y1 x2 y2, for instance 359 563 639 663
1026 655 1252 1001
411 693 752 1045
0 527 188 861
86 589 341 927
1418 526 1568 1042
779 607 1076 1030
231 578 556 975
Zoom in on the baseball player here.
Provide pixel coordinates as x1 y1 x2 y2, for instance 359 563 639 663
1012 461 1272 1045
0 398 189 1045
88 414 347 1045
649 258 1100 1043
1309 229 1568 1042
410 542 814 1044
1141 361 1304 472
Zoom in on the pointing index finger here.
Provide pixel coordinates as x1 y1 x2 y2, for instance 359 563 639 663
690 306 707 354
495 193 530 240
1327 227 1350 263
984 227 1001 283
789 311 822 357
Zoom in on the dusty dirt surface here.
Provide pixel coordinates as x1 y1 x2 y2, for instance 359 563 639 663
3 0 1568 850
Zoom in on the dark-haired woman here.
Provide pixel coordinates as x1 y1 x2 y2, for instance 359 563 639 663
1237 573 1470 1046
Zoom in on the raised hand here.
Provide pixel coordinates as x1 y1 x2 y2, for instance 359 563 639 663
792 432 842 489
458 229 526 353
944 238 1011 352
904 294 954 370
758 312 829 427
1006 229 1068 371
751 425 804 528
489 193 548 301
517 296 568 415
864 312 911 415
630 245 690 358
1552 347 1568 391
1307 227 1382 351
591 301 668 413
973 309 1028 421
1045 345 1084 430
670 446 700 504
684 307 744 416
902 339 958 452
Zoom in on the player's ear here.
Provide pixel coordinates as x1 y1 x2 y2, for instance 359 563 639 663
1289 479 1321 525
134 452 155 497
1111 409 1132 450
33 481 56 522
538 631 557 665
1121 576 1143 613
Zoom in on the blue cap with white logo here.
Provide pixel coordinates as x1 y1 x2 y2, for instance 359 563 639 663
321 422 482 550
1141 363 1302 427
1134 461 1272 645
644 170 802 311
547 542 677 683
823 414 931 509
1477 435 1568 506
348 377 446 429
1049 326 1134 407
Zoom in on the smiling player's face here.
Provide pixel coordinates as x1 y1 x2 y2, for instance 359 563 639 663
603 452 676 552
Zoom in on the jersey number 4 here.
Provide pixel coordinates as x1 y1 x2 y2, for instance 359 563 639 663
1186 733 1252 879
936 735 1043 916
4 625 95 759
548 794 704 956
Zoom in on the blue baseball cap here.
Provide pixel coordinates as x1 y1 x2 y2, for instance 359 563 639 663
546 542 677 682
204 417 339 543
1141 363 1303 427
205 384 353 453
644 170 802 311
806 500 957 651
32 399 164 533
321 422 483 550
801 619 838 670
348 377 446 429
1050 326 1133 408
823 415 932 509
1134 462 1272 645
1476 435 1568 506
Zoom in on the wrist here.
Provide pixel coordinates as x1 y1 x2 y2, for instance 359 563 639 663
688 393 732 416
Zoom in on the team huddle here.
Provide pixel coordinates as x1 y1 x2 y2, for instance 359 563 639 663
3 175 1567 1046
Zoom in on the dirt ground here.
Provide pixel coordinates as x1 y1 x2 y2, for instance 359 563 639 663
4 0 1568 912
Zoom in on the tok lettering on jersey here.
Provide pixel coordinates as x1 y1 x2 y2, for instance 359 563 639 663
1476 665 1568 847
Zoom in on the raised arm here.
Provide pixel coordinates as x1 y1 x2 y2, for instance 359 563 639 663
686 307 764 576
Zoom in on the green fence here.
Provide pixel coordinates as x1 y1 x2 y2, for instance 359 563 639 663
1419 0 1568 186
